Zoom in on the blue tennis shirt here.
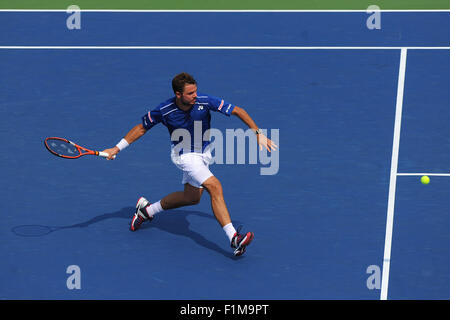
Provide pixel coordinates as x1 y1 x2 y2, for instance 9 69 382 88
142 93 235 153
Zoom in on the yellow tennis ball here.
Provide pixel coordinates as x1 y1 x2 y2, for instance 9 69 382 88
421 176 430 185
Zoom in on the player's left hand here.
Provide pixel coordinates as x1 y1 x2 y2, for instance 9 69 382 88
257 134 278 152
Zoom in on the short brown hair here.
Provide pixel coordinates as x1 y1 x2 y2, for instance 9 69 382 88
172 72 196 94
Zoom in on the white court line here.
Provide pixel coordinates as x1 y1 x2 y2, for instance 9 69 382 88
1 9 450 12
380 48 408 301
0 46 450 50
398 173 450 176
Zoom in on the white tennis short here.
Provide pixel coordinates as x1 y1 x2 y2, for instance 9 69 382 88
170 148 214 188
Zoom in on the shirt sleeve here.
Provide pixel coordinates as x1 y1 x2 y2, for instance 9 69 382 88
142 108 162 130
207 95 235 117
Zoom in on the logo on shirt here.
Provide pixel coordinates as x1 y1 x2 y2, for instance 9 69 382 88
198 105 204 111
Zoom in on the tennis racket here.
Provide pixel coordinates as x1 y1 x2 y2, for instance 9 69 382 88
44 137 115 159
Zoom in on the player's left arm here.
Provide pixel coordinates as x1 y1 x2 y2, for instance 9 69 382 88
231 106 278 152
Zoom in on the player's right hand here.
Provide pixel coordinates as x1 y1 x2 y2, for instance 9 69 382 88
102 147 120 160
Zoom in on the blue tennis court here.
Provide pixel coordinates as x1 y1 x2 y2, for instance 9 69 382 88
0 10 449 300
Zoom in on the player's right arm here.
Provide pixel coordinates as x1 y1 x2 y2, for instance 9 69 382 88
102 124 147 160
102 107 163 160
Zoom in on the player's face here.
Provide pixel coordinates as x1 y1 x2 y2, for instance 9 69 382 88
179 84 198 106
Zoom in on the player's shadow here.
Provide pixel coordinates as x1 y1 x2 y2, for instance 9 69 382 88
12 207 239 259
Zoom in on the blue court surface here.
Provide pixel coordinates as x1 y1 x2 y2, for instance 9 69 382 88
0 11 449 300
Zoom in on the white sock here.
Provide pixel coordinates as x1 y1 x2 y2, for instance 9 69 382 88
223 223 237 243
145 200 163 218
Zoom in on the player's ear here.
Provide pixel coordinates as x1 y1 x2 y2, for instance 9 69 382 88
175 91 182 99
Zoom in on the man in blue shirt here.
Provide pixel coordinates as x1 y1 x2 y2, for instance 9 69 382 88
103 72 277 256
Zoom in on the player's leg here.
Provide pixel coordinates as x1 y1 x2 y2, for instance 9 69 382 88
160 183 204 209
202 176 254 256
201 176 231 227
130 183 203 231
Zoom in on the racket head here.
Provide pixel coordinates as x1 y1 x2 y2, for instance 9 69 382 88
44 137 86 159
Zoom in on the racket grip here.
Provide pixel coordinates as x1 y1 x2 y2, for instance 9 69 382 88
98 151 116 159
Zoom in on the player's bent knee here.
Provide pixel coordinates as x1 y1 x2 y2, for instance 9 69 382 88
202 176 223 196
185 194 201 205
182 193 201 206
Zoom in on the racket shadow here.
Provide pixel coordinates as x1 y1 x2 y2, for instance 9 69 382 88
11 207 134 237
11 207 240 258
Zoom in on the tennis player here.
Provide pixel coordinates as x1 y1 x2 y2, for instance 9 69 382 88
103 72 277 256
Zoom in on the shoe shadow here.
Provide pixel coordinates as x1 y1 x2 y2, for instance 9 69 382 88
12 207 239 259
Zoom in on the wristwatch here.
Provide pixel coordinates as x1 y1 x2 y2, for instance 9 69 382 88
254 128 262 135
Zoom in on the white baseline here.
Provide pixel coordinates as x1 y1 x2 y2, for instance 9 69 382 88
0 46 450 50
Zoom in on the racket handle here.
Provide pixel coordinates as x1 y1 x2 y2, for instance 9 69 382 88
98 151 116 159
